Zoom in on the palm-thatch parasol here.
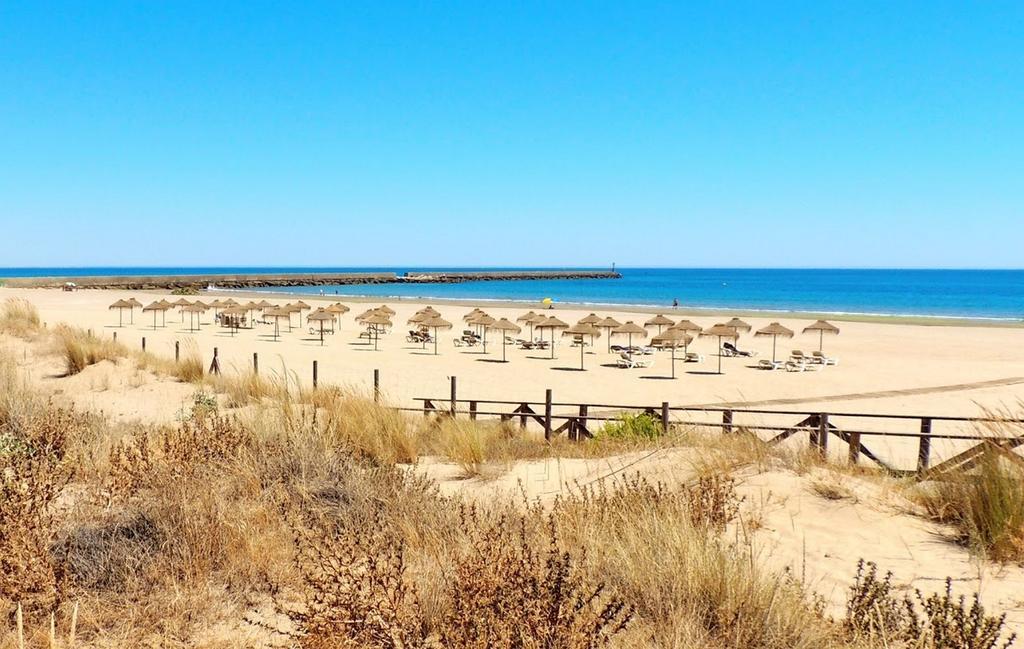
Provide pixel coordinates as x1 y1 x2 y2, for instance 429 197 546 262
535 316 569 359
668 320 702 355
644 314 675 334
326 303 350 316
469 314 497 353
651 329 693 378
420 315 452 355
293 300 312 326
724 317 752 334
803 320 840 352
262 307 292 341
611 321 648 353
219 306 248 336
595 316 622 353
701 323 740 374
180 303 208 333
361 312 392 351
376 305 396 316
256 300 275 309
108 299 133 328
755 322 795 363
517 311 542 340
222 298 239 307
490 318 521 362
562 323 601 370
578 313 602 325
307 309 336 346
142 301 170 329
417 306 440 317
124 298 143 324
464 308 486 322
170 298 192 322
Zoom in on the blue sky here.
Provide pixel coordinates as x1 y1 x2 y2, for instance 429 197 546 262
1 2 1021 268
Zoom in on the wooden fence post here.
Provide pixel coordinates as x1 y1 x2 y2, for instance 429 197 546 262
544 389 553 440
450 376 457 417
175 341 180 362
722 410 733 434
661 401 670 435
848 431 861 465
253 352 259 375
816 413 829 456
312 360 318 389
209 347 221 376
469 401 478 420
373 369 380 402
141 337 146 352
917 418 932 475
111 331 116 343
577 404 589 441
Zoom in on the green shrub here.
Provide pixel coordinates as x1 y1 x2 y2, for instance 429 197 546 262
596 412 662 441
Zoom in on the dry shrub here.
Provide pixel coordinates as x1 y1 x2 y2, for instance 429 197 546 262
845 560 1016 648
0 297 42 338
309 389 419 465
917 449 1024 562
52 325 125 375
0 403 85 619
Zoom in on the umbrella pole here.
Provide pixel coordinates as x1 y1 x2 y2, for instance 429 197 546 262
772 336 777 364
320 323 324 346
580 342 584 371
434 328 438 356
718 336 723 374
503 338 507 362
819 330 824 352
671 347 676 379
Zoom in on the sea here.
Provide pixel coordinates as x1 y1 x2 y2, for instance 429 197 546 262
2 268 1022 322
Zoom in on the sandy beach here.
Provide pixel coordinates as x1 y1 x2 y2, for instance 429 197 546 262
5 286 1024 471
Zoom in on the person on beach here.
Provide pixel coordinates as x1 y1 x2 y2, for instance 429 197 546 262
672 298 679 309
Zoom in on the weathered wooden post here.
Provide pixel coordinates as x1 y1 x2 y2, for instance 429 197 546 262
450 376 458 417
174 341 180 362
848 431 861 465
661 401 670 436
253 352 259 375
577 404 589 441
816 413 829 456
209 347 221 375
312 360 318 389
141 337 146 352
373 369 380 402
917 418 933 475
722 409 733 434
111 331 116 343
544 389 553 440
469 400 478 421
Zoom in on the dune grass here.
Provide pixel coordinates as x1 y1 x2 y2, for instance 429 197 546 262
0 298 42 338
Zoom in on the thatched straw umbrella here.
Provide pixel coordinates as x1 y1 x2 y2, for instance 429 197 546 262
420 315 452 356
407 312 431 349
517 311 542 340
464 308 486 322
326 303 350 317
181 303 208 333
535 316 569 359
651 329 693 378
124 298 143 324
668 320 702 356
578 313 602 325
562 323 601 370
376 305 396 317
724 317 752 334
611 321 648 353
755 322 795 363
490 318 521 362
208 299 225 322
803 320 840 352
222 298 239 307
417 306 440 317
240 301 261 327
220 306 248 337
307 310 336 346
701 323 740 374
596 317 622 353
644 314 675 334
262 307 292 341
469 314 497 353
142 301 170 329
256 300 275 309
362 312 392 351
109 299 133 328
171 298 192 322
293 300 312 327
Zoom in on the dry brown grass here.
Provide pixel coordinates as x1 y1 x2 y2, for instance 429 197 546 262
0 298 42 338
52 325 124 376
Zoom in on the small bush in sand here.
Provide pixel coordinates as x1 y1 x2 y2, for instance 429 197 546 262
0 297 42 338
845 559 1016 648
53 324 125 375
596 411 662 441
427 417 548 477
917 449 1024 562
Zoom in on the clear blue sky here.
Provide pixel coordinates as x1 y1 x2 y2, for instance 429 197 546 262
1 2 1021 268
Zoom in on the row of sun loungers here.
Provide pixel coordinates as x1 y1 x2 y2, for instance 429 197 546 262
757 350 839 371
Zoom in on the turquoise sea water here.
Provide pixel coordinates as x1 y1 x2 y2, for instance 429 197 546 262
2 268 1022 321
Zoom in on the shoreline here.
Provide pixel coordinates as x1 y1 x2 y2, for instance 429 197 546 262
205 287 1024 329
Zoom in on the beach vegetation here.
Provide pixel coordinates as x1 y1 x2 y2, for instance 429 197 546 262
0 297 42 338
596 411 663 441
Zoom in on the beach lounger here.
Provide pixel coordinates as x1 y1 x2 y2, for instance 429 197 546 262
785 360 806 372
723 341 757 357
310 327 335 336
812 351 838 365
684 352 704 363
790 350 808 362
758 359 782 370
616 353 654 369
